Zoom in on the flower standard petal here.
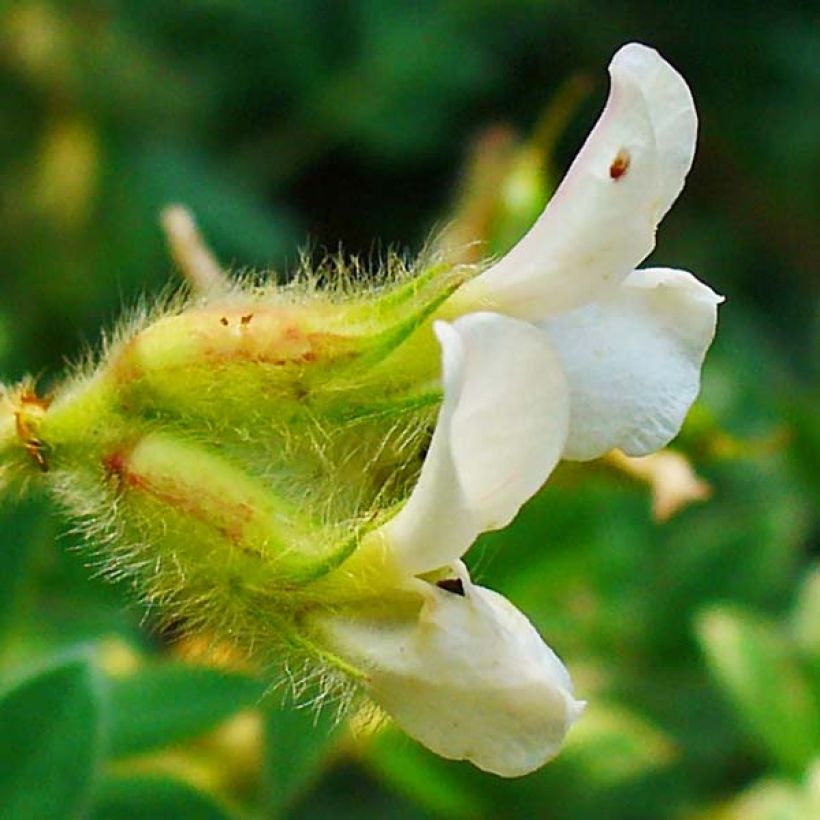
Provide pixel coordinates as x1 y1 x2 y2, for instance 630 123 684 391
453 43 697 321
614 43 697 219
318 572 584 777
381 312 569 576
541 267 723 461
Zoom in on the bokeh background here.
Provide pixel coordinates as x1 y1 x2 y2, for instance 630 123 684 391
0 2 818 818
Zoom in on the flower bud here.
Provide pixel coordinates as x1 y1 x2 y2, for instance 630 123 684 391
0 258 468 624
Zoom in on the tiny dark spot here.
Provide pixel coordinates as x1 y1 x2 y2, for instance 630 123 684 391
28 440 49 473
155 617 187 646
240 313 253 325
609 149 630 180
103 450 127 478
416 426 435 463
220 316 229 326
436 577 465 596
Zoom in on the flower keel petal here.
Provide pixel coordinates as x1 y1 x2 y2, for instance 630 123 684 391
319 574 583 777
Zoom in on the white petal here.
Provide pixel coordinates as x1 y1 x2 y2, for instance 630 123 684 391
615 43 697 219
319 572 584 777
455 43 697 320
382 312 569 575
542 267 723 461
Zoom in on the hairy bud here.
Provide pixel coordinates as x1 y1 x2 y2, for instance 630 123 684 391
0 257 470 666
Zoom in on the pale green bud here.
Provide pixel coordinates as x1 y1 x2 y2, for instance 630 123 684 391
0 258 468 623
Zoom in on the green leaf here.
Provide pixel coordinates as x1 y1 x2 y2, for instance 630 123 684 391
0 497 51 644
792 565 820 658
364 726 484 819
791 567 820 698
91 776 232 820
697 605 820 773
262 693 345 817
0 653 103 819
126 143 298 268
107 664 267 758
700 776 810 820
560 702 677 787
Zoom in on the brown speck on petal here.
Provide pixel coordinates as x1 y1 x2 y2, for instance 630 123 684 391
609 149 630 180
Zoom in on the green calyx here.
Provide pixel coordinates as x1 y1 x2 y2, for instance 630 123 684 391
0 255 473 661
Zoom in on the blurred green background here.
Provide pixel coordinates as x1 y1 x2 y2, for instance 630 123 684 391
0 1 818 818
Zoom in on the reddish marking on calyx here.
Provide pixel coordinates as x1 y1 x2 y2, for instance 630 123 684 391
102 448 255 547
609 149 630 180
103 449 148 490
110 338 142 386
240 313 253 325
19 390 52 412
220 316 229 326
102 451 127 476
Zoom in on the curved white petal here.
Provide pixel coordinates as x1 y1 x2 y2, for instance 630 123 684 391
542 267 723 461
456 43 696 321
319 571 584 777
382 312 569 575
615 43 697 219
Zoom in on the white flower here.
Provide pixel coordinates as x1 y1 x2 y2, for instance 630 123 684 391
315 43 721 777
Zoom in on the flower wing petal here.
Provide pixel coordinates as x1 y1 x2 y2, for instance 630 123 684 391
542 267 722 461
457 43 696 320
320 573 584 777
382 312 569 575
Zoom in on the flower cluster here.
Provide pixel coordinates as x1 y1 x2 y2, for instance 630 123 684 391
0 43 720 777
